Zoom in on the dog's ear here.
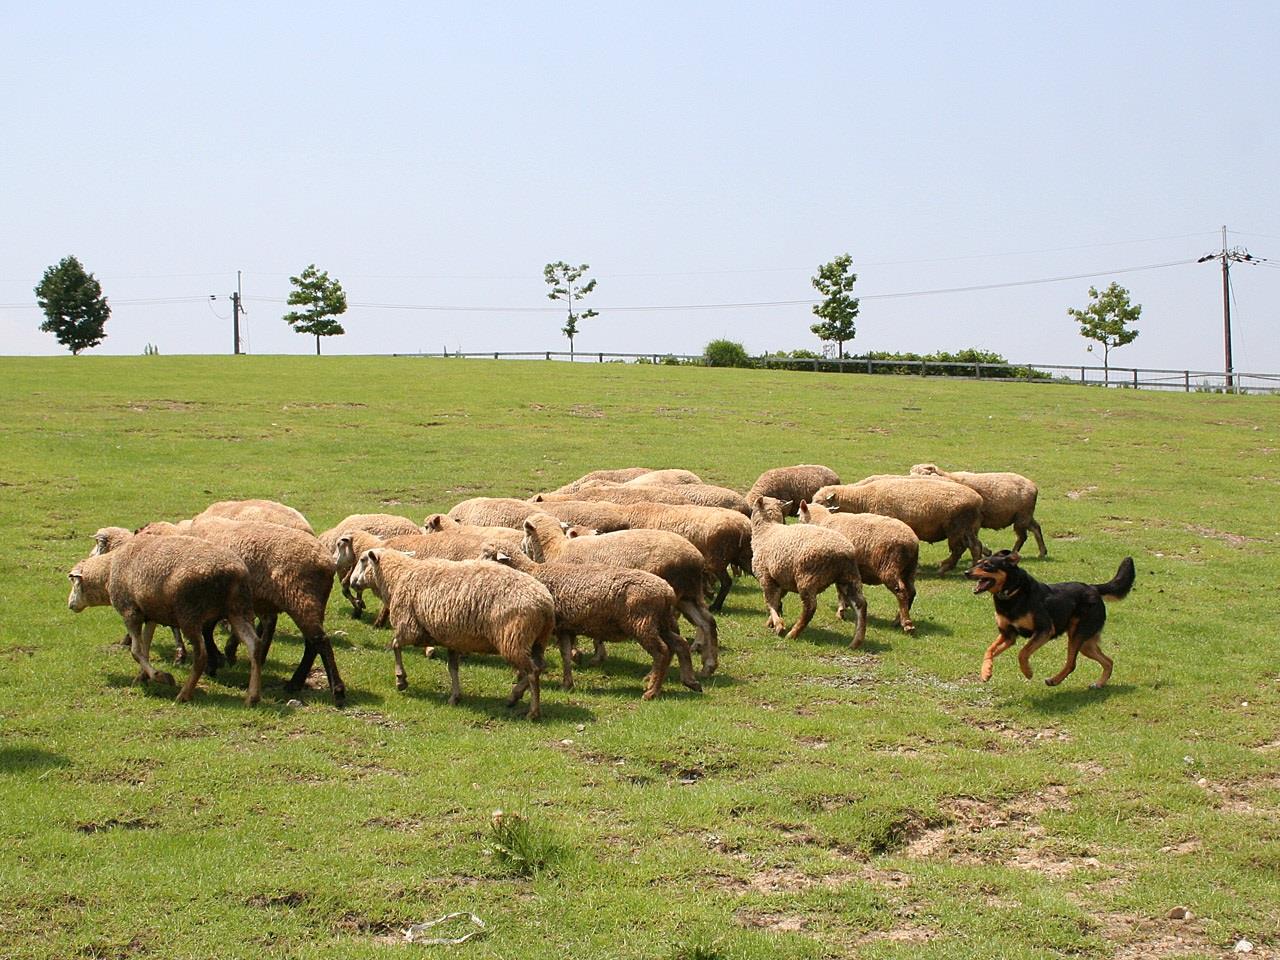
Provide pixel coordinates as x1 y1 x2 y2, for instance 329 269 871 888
1007 551 1021 565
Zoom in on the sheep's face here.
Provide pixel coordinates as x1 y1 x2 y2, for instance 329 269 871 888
751 496 788 524
67 567 88 612
333 535 357 573
350 549 380 590
910 464 940 477
423 514 460 533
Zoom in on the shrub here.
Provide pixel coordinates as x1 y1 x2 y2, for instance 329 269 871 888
703 339 753 368
483 810 561 878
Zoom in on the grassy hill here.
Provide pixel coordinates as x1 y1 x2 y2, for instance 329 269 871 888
1 356 1277 959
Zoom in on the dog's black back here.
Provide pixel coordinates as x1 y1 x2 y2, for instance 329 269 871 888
969 552 1135 641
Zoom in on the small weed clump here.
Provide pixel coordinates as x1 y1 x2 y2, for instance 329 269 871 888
483 810 561 878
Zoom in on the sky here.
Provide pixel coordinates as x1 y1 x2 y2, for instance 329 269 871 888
2 2 1278 373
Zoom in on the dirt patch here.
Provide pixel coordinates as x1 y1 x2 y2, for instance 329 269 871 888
75 816 156 834
122 400 197 412
246 891 308 908
1184 524 1261 547
363 815 425 832
1096 911 1266 959
0 644 36 658
333 912 408 944
281 402 367 410
857 925 937 946
1066 485 1098 500
1198 774 1280 814
735 910 807 932
971 717 1072 747
568 404 605 418
345 709 405 730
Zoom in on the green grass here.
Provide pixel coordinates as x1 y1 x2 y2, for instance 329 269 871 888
1 356 1277 959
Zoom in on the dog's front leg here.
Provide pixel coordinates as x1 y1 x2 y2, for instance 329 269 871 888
981 631 1016 681
1017 630 1054 679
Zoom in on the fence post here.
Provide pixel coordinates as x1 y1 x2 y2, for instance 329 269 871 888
493 352 498 360
598 352 603 363
545 351 550 361
1132 368 1138 389
653 355 658 364
1080 366 1086 384
975 362 981 379
866 356 872 374
1184 371 1190 392
919 360 926 378
812 358 819 372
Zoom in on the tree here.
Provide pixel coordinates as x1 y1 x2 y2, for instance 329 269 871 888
283 264 348 355
34 255 110 355
543 262 598 360
1067 282 1141 384
810 253 859 359
704 339 754 368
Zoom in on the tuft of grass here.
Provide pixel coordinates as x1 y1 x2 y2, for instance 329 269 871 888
483 810 562 878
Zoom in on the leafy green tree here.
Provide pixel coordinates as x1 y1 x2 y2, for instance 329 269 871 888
704 338 753 368
543 262 598 360
810 253 859 358
34 255 110 355
283 264 348 355
1067 282 1141 384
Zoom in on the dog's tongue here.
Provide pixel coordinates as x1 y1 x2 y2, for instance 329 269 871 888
972 579 992 594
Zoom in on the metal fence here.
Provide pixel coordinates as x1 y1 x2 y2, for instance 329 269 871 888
391 350 1280 395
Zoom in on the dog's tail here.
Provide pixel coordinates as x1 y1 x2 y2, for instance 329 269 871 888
1094 557 1136 602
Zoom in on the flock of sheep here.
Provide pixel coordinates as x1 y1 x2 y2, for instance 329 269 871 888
67 463 1045 718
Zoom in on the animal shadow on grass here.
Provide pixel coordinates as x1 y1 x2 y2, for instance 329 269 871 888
1022 682 1135 716
788 623 893 655
894 616 952 639
394 682 597 724
0 745 71 774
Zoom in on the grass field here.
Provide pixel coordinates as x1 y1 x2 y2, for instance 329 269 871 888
1 356 1277 960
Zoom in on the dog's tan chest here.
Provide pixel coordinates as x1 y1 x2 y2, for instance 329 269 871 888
996 611 1044 637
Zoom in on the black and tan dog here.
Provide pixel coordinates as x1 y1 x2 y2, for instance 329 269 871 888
966 550 1135 687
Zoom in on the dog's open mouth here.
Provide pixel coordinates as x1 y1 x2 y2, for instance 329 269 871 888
967 571 997 594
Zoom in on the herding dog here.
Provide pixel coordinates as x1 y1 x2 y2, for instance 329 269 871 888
966 551 1135 687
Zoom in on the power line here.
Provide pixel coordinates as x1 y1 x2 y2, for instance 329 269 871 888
242 258 1197 314
0 295 214 310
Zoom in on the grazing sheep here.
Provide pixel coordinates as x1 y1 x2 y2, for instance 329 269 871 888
183 516 345 705
524 500 631 533
910 463 1047 557
797 500 919 633
332 529 388 619
135 520 194 536
68 534 264 704
814 476 984 573
196 498 314 535
350 548 554 719
422 515 530 548
623 469 704 487
521 513 720 677
318 514 422 618
448 497 551 528
550 467 700 494
616 502 753 612
538 482 698 507
91 527 205 667
662 482 752 515
749 497 867 645
483 546 702 699
746 465 842 516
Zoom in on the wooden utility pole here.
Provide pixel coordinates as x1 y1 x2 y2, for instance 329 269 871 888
1198 226 1262 392
231 270 244 355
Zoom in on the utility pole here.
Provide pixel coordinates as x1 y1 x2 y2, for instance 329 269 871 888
1198 226 1263 391
231 269 245 355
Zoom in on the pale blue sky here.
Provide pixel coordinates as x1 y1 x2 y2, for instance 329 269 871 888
2 2 1277 371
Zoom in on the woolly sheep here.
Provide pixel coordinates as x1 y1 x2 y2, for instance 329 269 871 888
183 516 345 705
813 476 984 573
623 469 704 487
195 498 314 535
616 502 753 612
350 548 554 719
909 463 1047 557
521 512 720 677
68 534 264 704
746 465 842 516
447 497 550 528
797 500 919 633
318 514 422 618
550 467 700 494
484 546 702 699
538 482 698 507
748 497 867 645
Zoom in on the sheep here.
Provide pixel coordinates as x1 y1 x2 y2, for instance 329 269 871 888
483 546 702 699
422 514 529 546
448 497 551 528
662 483 752 515
813 476 984 573
331 529 386 619
538 482 698 507
550 467 700 494
746 465 842 516
615 502 753 612
797 500 919 633
195 498 314 535
748 497 867 645
910 463 1047 557
91 527 204 668
68 534 264 704
521 512 721 677
349 548 554 719
623 469 704 486
180 516 346 705
318 514 422 618
521 500 632 533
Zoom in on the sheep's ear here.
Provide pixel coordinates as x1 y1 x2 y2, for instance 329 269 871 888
780 500 794 511
532 494 544 502
367 548 381 563
495 551 510 562
827 504 840 512
523 519 537 534
559 521 571 532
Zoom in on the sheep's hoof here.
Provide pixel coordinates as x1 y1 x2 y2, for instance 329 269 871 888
641 689 658 701
423 646 437 659
561 679 575 692
244 692 260 707
349 607 363 620
1089 681 1105 689
683 679 703 693
153 671 176 687
901 623 916 634
332 686 347 707
526 708 541 721
282 678 303 694
396 677 409 692
172 650 187 665
1045 677 1061 687
174 691 193 703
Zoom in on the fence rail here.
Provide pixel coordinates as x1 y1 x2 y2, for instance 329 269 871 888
390 350 1280 395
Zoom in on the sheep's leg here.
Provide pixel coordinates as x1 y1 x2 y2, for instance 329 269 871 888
1012 526 1029 554
786 591 818 640
558 632 575 691
1016 630 1054 679
229 616 262 706
1080 635 1112 688
175 626 206 703
836 580 868 649
587 638 607 667
373 604 390 629
127 619 175 687
316 638 346 707
254 613 278 666
1045 635 1083 687
170 626 188 664
284 640 318 694
341 573 365 619
446 649 463 705
892 581 916 634
526 642 543 720
392 636 409 691
709 566 733 613
939 533 968 573
1029 519 1048 558
636 626 673 700
759 577 786 635
679 598 719 678
661 622 702 693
